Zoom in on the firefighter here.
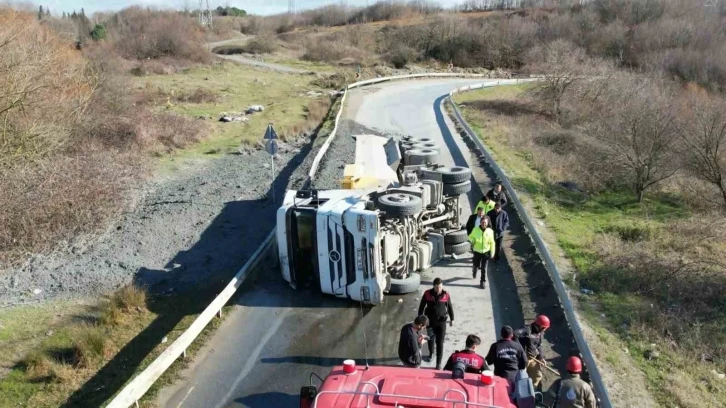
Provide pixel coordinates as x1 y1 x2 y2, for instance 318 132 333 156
486 182 508 208
515 314 550 389
547 356 597 408
418 278 454 370
398 315 429 368
485 325 527 387
486 202 509 262
468 216 495 289
443 334 487 373
474 194 495 214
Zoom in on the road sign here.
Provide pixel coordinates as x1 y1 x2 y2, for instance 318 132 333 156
265 139 279 155
264 124 278 140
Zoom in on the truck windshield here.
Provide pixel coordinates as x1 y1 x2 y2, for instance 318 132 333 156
290 209 317 289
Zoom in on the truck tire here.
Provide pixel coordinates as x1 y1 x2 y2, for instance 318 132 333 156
443 180 471 196
378 193 423 216
436 166 472 184
388 272 421 295
444 229 468 244
406 149 439 166
445 242 470 255
411 142 439 151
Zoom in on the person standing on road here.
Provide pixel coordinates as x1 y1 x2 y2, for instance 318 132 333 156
398 315 430 368
443 334 487 374
466 207 485 235
485 325 527 387
468 216 496 289
418 278 454 370
487 182 508 208
475 194 495 215
547 356 597 408
486 203 510 262
515 315 551 389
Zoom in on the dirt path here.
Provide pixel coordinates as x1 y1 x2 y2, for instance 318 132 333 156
207 36 313 74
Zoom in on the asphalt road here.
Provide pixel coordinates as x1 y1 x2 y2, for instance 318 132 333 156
157 78 525 408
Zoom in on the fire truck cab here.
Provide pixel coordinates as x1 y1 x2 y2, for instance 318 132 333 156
300 361 537 408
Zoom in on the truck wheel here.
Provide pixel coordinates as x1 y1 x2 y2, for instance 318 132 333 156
406 149 439 166
437 166 472 184
445 242 470 255
442 180 471 196
378 193 423 216
444 229 468 244
388 272 421 295
411 142 439 151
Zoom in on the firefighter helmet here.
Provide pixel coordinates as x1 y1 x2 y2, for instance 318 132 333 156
566 356 583 373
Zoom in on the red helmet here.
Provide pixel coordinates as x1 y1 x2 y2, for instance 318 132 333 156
566 356 582 373
534 315 550 329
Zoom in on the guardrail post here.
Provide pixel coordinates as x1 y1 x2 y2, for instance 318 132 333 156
134 401 139 408
182 349 187 359
218 309 222 319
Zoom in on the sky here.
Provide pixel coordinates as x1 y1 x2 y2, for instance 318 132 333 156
33 0 459 16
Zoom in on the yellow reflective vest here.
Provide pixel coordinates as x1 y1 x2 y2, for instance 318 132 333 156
468 226 495 256
475 200 495 214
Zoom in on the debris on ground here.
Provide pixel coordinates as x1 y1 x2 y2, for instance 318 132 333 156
245 105 264 114
219 113 249 123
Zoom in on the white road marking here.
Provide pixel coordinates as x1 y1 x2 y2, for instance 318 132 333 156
176 383 197 408
213 308 291 408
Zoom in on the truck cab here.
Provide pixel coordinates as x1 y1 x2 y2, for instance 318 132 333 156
277 188 386 304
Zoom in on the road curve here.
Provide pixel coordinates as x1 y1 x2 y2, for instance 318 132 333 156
157 78 523 408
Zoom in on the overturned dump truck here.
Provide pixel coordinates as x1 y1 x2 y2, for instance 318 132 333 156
277 134 473 305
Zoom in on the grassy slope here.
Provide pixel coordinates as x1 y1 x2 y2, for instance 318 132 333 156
135 61 328 165
455 86 726 406
0 62 338 407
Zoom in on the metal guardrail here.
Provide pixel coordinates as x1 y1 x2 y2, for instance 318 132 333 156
446 83 613 408
106 72 500 408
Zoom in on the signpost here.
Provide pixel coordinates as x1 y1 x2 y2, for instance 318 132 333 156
264 124 278 202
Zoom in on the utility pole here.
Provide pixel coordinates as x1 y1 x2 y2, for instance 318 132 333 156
198 0 213 29
288 0 295 16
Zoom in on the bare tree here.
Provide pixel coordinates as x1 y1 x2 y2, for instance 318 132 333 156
677 94 726 208
525 39 594 123
588 75 681 202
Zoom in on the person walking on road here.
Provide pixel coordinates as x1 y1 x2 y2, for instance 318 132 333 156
399 315 430 368
547 356 597 408
515 315 551 389
487 182 508 208
443 334 487 374
418 278 454 370
486 203 510 262
475 194 495 215
485 325 527 387
468 216 496 289
466 207 485 235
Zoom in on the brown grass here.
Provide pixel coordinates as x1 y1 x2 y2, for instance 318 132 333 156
282 98 333 139
73 324 114 368
100 284 148 326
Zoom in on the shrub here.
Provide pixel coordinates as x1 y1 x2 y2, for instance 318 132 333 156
90 24 106 41
73 324 113 368
109 7 210 63
242 36 277 54
100 284 148 326
384 44 419 69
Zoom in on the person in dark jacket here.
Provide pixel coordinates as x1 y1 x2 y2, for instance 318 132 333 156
465 207 485 235
399 315 429 367
443 334 487 374
485 325 527 386
515 314 550 389
486 203 510 262
418 278 454 370
486 182 508 208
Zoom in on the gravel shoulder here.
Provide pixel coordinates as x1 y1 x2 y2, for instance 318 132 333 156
0 129 326 306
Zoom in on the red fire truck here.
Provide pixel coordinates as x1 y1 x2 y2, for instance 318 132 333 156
299 360 538 408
